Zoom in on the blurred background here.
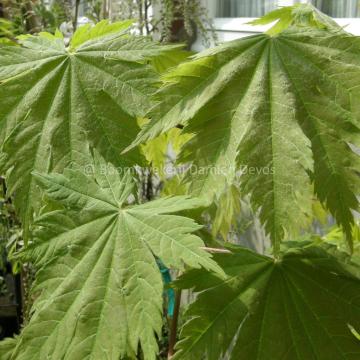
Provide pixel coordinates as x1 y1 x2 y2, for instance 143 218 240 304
0 0 215 48
1 0 360 50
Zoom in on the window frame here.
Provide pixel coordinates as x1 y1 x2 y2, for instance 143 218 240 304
205 0 360 36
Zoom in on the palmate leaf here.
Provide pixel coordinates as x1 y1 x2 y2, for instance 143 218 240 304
10 154 222 360
0 337 17 360
211 184 241 240
141 126 192 178
129 5 360 251
0 20 173 238
150 48 194 74
69 19 135 50
248 3 341 36
175 243 360 360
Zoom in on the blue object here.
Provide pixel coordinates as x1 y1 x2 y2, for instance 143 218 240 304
156 259 175 317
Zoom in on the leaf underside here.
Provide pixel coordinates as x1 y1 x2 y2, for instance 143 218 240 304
132 25 360 250
11 155 221 360
175 244 360 360
0 337 17 360
0 22 173 236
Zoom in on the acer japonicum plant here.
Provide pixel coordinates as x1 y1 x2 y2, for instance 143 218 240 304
0 3 360 359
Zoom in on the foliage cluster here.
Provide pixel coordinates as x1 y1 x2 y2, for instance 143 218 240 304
0 0 214 47
0 3 359 359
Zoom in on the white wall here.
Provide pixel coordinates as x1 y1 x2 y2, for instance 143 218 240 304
193 0 360 51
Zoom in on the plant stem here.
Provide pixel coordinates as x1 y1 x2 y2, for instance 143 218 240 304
73 0 80 30
24 1 41 33
137 0 143 35
145 168 153 201
200 246 232 254
101 0 109 20
107 0 112 20
167 290 182 359
144 0 150 35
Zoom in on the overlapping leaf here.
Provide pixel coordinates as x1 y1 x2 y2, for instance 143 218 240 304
150 48 193 74
141 126 192 178
0 20 174 237
0 337 17 360
129 5 360 251
10 154 221 360
211 184 241 240
249 3 341 36
175 243 360 360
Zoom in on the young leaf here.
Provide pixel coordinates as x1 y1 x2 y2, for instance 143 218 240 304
211 184 241 240
249 3 342 36
0 22 174 239
11 154 221 360
69 19 134 51
141 126 192 178
129 7 360 251
151 48 194 74
175 244 360 360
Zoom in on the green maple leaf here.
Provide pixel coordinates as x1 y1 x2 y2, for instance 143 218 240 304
68 19 135 50
129 5 360 251
150 48 193 74
175 243 360 360
211 184 241 240
0 337 17 360
9 153 221 360
0 20 174 239
248 3 342 36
